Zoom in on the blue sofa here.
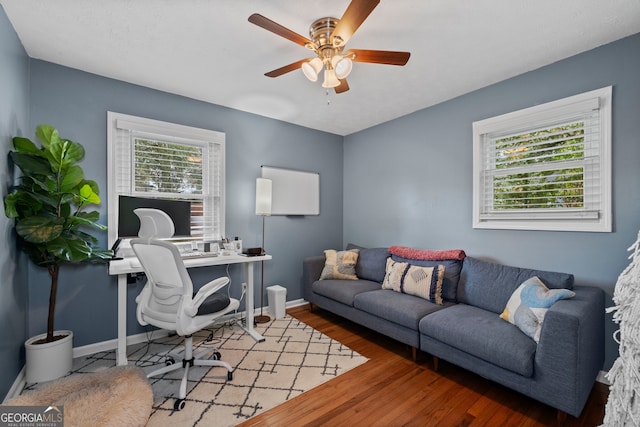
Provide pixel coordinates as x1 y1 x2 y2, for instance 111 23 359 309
302 246 605 419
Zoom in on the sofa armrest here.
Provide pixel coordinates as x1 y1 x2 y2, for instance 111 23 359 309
534 285 605 417
302 255 325 301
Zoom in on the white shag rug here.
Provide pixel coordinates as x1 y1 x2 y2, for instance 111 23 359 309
6 366 153 427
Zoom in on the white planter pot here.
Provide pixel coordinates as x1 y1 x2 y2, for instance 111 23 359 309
25 330 73 383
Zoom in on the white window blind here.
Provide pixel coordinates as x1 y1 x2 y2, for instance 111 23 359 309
107 112 225 245
132 136 204 196
472 87 611 232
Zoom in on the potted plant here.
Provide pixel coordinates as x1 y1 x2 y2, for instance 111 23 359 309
4 124 112 382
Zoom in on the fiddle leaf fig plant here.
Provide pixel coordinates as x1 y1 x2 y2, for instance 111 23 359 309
4 124 112 344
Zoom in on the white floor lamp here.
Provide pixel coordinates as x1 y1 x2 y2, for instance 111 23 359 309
254 177 272 324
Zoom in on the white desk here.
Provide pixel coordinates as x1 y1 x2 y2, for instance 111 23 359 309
108 253 272 366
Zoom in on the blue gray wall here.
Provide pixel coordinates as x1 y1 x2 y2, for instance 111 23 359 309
344 33 640 370
0 5 30 400
26 60 344 348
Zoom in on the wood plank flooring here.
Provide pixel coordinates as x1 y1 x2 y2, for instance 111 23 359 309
239 304 608 427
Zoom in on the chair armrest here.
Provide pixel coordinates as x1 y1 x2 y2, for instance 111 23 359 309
186 277 230 317
534 285 605 416
302 255 325 301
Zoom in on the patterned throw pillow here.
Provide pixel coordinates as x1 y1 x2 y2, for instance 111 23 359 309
500 276 576 343
319 249 360 280
382 258 445 305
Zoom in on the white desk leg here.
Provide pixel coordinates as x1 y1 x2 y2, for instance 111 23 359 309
116 274 129 366
240 261 265 342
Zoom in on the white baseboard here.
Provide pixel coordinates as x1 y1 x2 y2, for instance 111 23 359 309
597 370 610 385
73 301 307 358
72 329 171 359
74 301 308 359
3 367 26 403
285 298 307 309
73 310 246 358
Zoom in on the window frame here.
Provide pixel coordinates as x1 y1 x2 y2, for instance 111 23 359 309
107 112 225 247
472 86 612 232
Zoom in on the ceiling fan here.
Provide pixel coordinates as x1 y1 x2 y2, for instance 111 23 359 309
248 0 410 94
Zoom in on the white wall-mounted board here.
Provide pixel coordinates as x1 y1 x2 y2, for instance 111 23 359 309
261 166 319 215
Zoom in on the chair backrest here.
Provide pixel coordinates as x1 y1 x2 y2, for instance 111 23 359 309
130 209 194 331
134 208 175 240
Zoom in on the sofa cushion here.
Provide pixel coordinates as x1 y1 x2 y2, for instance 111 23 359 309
354 289 449 330
500 276 575 342
382 258 444 304
312 279 381 306
320 249 359 280
355 247 390 283
457 257 575 314
391 255 462 302
419 304 537 377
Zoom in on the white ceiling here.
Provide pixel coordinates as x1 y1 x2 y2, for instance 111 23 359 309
2 1 640 136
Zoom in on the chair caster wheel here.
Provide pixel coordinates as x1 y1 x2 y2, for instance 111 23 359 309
212 351 221 360
227 371 233 381
165 357 176 366
174 399 186 411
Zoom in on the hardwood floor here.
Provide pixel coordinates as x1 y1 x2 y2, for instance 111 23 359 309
239 304 608 427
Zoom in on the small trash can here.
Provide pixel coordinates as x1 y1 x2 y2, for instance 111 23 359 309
267 285 287 319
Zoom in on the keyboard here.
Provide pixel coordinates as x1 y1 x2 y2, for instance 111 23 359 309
124 251 218 269
180 250 215 259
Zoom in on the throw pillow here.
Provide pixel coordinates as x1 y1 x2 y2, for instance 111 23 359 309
319 249 360 280
500 276 576 343
382 258 445 305
356 247 390 283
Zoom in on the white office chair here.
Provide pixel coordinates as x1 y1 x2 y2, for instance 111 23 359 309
130 208 240 411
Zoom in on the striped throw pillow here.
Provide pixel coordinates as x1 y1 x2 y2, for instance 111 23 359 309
382 258 445 304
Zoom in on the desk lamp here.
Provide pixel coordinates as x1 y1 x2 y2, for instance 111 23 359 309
255 177 272 324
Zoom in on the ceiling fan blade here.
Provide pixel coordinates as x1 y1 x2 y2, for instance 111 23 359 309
332 0 380 46
347 49 411 66
248 13 313 47
264 59 309 78
335 79 350 94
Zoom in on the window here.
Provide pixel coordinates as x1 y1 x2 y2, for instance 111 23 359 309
472 86 611 232
107 112 225 246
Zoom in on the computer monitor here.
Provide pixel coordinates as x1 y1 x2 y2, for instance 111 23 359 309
118 195 192 238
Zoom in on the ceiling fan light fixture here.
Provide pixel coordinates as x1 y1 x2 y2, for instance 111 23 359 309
302 57 323 82
331 55 353 79
249 1 411 95
322 68 341 88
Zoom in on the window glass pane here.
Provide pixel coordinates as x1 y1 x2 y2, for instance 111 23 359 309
491 122 585 211
133 138 203 195
493 168 584 210
190 202 204 237
495 121 585 168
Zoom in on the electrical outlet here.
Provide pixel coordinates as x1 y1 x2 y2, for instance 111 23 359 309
242 282 247 292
